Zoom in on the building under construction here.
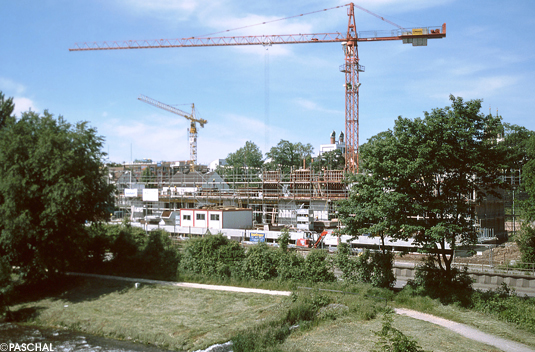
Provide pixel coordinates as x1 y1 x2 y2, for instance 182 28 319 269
110 163 346 232
108 153 507 245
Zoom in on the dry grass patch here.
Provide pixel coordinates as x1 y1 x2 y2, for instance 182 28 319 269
280 312 504 352
11 278 288 351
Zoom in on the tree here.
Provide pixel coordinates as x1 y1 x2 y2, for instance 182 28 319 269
0 92 15 130
516 134 535 263
266 139 314 173
344 96 504 279
0 97 115 281
337 160 411 251
520 134 535 221
499 123 534 171
312 149 345 171
220 141 264 181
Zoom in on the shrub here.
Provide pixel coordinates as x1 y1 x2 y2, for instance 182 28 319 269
335 244 395 289
0 256 13 316
141 230 181 279
276 252 304 282
516 224 535 264
472 283 535 333
374 310 428 352
242 243 278 281
181 234 245 279
301 250 336 283
407 256 473 306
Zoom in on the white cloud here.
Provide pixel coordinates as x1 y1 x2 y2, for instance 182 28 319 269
294 98 342 114
357 0 454 15
449 75 520 99
13 97 37 117
115 0 201 20
0 77 26 95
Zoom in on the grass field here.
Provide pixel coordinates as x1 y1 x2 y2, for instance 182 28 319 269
9 277 535 352
11 278 288 351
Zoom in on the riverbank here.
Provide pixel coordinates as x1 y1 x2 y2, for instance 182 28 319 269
7 277 288 351
7 275 535 351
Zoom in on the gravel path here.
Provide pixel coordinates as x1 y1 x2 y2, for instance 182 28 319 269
395 308 535 352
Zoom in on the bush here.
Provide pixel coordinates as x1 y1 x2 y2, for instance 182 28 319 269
276 252 305 282
301 250 336 283
516 224 535 264
374 310 428 352
181 234 245 279
0 256 13 316
141 230 181 279
242 243 278 281
335 244 395 289
472 283 535 333
407 256 473 306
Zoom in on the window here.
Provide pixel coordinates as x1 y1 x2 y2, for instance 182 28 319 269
183 215 191 221
196 213 205 220
210 214 220 221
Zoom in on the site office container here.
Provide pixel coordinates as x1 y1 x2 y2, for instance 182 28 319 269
178 208 253 230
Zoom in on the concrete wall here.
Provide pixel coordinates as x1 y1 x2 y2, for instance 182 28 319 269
393 265 535 296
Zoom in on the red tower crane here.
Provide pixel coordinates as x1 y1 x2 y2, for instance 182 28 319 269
70 3 445 173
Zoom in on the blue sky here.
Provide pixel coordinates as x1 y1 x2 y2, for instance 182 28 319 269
1 0 534 165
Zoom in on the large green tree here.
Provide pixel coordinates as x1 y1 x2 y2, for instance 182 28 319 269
340 96 504 276
220 141 263 181
499 123 534 171
265 139 314 173
0 96 114 280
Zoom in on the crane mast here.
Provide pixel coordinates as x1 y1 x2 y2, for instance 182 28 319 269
138 94 207 167
72 3 446 173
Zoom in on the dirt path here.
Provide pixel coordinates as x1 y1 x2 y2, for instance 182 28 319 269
66 272 292 296
395 308 535 352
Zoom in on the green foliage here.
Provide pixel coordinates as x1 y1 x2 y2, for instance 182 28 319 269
232 321 290 352
265 139 314 173
516 224 535 263
242 243 279 280
232 291 332 352
277 228 290 253
79 224 180 280
374 310 428 352
142 230 181 279
0 97 115 281
471 283 535 333
499 123 535 171
0 91 15 129
181 234 245 279
520 134 535 221
312 149 345 171
224 141 264 175
342 95 504 281
335 244 395 289
407 256 473 306
301 250 336 283
0 256 13 315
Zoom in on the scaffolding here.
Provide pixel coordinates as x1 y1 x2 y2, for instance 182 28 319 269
111 167 347 228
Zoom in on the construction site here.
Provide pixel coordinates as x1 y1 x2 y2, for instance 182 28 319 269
74 3 507 249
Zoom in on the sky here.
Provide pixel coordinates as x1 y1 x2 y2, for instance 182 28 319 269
1 0 534 165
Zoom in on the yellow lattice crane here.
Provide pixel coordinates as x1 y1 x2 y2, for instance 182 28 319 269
138 94 207 169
